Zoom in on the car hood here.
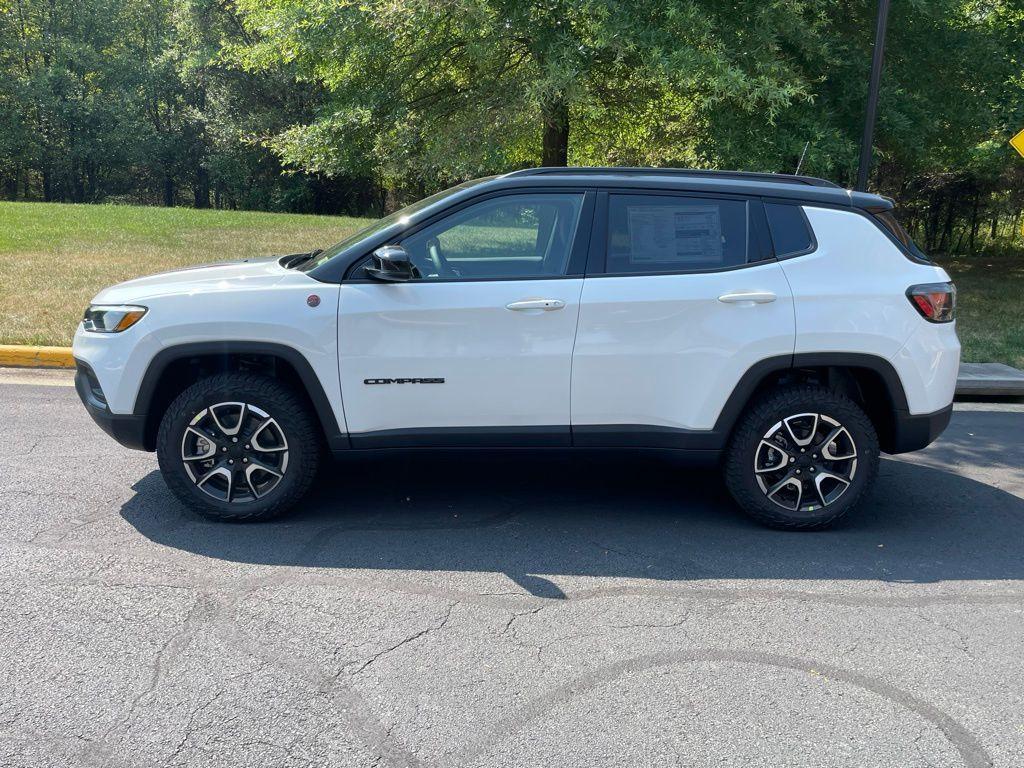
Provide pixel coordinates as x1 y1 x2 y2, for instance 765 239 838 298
91 257 289 304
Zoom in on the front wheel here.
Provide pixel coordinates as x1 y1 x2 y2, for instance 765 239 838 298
156 373 321 521
723 385 879 530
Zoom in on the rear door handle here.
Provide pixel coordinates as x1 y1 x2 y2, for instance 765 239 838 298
506 299 566 311
718 291 777 304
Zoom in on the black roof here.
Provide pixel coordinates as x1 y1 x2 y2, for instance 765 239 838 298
493 167 891 211
505 166 841 188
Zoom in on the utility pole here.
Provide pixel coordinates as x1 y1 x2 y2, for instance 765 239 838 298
856 0 891 191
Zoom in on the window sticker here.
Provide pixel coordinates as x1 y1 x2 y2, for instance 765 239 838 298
627 204 724 263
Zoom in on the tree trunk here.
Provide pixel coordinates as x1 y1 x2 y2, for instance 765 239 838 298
541 99 569 167
163 174 174 207
969 193 980 253
938 193 955 253
193 167 210 208
990 214 998 240
925 193 941 251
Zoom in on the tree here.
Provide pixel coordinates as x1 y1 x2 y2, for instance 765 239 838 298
230 0 819 185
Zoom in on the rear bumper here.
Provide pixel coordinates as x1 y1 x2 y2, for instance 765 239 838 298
887 404 952 455
74 361 150 451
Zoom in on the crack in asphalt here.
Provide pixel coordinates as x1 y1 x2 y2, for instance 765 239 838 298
345 601 458 677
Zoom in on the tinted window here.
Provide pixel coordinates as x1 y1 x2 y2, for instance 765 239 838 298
607 195 748 273
765 202 814 257
873 209 932 263
393 193 584 280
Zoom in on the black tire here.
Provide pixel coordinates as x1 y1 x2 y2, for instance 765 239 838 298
723 385 879 530
156 373 321 522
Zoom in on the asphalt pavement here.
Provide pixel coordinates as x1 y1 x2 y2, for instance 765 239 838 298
1 370 1023 767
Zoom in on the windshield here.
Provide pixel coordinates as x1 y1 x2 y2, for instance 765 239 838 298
296 177 496 272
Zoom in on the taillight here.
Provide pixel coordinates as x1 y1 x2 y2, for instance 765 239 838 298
906 282 956 323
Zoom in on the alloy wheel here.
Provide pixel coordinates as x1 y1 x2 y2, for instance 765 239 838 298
180 402 289 503
753 412 858 513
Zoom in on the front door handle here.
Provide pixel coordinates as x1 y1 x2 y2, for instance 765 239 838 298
718 291 777 304
506 299 566 311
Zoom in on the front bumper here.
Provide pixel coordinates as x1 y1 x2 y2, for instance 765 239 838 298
74 361 150 451
887 404 953 455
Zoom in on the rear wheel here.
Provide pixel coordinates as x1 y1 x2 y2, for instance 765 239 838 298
723 385 879 530
156 373 321 521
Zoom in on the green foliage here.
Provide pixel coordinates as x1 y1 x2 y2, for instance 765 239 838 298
0 0 375 212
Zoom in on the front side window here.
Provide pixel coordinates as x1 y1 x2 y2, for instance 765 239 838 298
607 194 748 273
298 177 496 272
388 193 585 280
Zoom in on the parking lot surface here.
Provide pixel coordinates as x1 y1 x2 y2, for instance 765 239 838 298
1 372 1022 767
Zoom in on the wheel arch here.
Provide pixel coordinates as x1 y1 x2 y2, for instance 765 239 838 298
134 342 345 452
715 353 909 454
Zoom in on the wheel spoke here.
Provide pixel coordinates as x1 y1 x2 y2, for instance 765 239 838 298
195 465 232 501
250 417 288 453
181 427 219 461
247 458 283 479
783 413 819 447
813 469 851 507
766 473 803 511
209 402 247 436
245 460 283 499
819 426 857 461
754 440 791 473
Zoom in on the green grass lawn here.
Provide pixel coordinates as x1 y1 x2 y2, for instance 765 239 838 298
939 251 1024 369
0 201 371 346
0 200 1021 368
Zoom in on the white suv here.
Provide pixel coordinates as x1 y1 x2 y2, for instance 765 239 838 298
72 168 960 529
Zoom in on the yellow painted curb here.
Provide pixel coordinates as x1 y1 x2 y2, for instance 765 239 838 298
0 345 75 369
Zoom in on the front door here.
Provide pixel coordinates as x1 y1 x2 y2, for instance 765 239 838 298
338 190 593 447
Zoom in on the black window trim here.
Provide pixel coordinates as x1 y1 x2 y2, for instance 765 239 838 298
585 187 778 278
341 187 597 284
763 199 819 260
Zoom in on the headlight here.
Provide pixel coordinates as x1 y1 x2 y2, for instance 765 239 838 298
82 304 148 333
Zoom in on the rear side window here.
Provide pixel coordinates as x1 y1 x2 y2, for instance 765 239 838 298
873 209 932 264
764 202 815 258
607 194 748 273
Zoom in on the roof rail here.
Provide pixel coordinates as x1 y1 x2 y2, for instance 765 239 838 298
503 166 841 189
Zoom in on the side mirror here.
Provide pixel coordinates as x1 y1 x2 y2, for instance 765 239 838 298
365 245 420 282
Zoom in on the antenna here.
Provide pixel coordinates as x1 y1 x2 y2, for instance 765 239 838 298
795 142 810 176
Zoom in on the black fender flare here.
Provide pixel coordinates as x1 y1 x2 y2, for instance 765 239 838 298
134 341 347 450
712 352 910 441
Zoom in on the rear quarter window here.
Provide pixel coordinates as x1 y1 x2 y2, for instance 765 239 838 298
764 202 815 258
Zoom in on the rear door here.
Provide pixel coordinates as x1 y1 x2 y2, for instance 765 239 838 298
338 189 594 446
571 191 795 444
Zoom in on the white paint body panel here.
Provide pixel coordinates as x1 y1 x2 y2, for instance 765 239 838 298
891 321 961 414
71 259 348 433
786 207 959 414
571 261 795 430
337 280 583 432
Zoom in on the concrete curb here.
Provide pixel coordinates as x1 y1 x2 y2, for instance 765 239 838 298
0 345 75 369
955 362 1024 397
